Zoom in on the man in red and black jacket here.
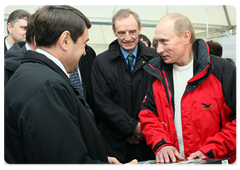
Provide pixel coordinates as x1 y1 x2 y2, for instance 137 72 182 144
139 13 236 164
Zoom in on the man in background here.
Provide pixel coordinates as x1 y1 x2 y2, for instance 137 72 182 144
207 40 222 57
5 14 36 86
139 34 151 47
69 44 100 123
4 9 31 54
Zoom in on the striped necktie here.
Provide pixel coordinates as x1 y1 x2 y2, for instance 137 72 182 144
69 70 84 98
127 54 134 73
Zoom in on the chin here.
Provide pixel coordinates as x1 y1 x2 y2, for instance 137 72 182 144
123 46 135 52
163 59 172 64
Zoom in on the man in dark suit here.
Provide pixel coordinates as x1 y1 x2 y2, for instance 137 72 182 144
78 45 100 123
4 9 30 54
91 9 159 163
5 14 36 86
5 5 138 164
70 44 99 123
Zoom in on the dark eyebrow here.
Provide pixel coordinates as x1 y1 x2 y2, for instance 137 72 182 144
117 31 125 34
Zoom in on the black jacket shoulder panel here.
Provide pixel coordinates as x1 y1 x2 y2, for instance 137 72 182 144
210 55 236 121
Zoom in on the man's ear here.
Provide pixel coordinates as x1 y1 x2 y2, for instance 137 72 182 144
183 30 191 44
59 30 71 50
7 23 13 34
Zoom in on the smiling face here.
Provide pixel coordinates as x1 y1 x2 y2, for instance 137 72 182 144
113 14 142 54
68 26 89 73
57 26 89 74
155 18 188 66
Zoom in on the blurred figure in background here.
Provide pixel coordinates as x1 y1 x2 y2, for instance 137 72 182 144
225 58 235 66
4 9 31 54
152 38 158 49
139 34 151 47
207 40 222 57
5 14 36 86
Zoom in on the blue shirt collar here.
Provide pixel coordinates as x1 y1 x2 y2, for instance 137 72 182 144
25 43 32 51
5 37 11 50
120 44 138 59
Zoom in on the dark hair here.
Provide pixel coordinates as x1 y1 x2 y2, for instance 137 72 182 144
139 34 151 47
207 40 223 57
152 38 158 49
7 9 31 33
34 5 91 47
26 14 35 44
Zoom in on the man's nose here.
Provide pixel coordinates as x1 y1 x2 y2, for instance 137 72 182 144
157 43 164 54
124 32 132 40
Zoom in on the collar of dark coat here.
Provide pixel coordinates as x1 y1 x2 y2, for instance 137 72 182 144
22 50 74 88
5 41 26 58
145 39 212 76
22 50 91 114
108 39 154 61
5 41 27 71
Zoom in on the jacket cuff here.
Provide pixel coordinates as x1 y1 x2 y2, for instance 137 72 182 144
129 119 138 134
199 145 215 159
153 138 173 155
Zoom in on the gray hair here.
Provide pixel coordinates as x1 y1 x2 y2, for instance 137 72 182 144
112 9 141 31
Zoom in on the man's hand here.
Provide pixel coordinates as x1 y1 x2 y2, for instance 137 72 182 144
125 159 138 164
132 122 143 139
156 146 185 163
127 135 141 144
107 157 138 164
108 157 121 164
187 151 206 160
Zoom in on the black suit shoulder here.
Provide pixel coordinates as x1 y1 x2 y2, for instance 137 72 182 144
2 37 7 58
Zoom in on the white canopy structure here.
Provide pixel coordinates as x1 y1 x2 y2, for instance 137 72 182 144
4 5 236 59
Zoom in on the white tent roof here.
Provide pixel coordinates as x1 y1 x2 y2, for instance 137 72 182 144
4 5 236 55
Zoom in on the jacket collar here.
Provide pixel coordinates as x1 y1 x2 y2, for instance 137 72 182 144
5 41 26 59
108 39 154 60
147 39 211 73
145 39 213 83
192 39 212 75
22 50 72 86
22 50 87 99
5 41 27 71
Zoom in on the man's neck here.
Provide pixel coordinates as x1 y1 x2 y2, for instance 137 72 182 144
28 43 37 51
6 35 16 47
175 47 194 67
